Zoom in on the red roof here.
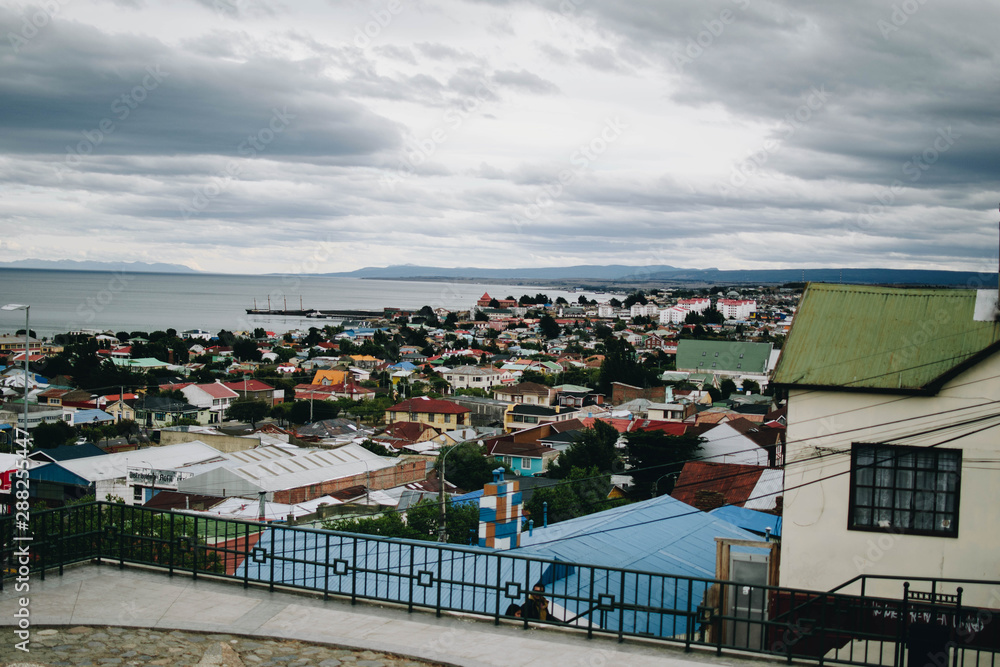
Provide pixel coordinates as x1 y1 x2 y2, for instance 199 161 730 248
387 397 469 415
192 383 239 399
577 417 687 436
671 461 766 508
222 379 275 392
383 421 438 442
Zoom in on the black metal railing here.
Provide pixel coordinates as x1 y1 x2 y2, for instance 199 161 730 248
3 502 999 667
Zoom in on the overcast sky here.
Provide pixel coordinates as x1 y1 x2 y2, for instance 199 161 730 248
1 0 998 275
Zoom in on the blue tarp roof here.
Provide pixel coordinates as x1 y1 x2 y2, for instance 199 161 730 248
708 505 782 538
389 361 418 371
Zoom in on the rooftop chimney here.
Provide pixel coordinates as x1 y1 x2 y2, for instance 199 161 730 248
478 468 522 549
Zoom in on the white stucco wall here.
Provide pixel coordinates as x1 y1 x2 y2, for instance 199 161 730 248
780 350 1000 606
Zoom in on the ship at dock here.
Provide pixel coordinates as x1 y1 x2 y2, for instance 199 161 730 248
246 296 316 316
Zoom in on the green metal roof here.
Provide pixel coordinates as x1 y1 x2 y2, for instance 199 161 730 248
675 340 772 374
772 283 1000 393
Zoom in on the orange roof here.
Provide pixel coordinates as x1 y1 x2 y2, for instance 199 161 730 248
671 461 765 508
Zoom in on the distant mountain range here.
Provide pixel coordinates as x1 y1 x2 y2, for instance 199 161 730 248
0 259 199 273
325 264 992 286
1 260 990 286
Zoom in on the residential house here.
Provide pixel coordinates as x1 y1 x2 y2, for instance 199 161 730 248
675 339 774 389
442 365 508 391
180 382 240 423
133 396 209 427
103 399 136 423
503 404 579 432
671 461 783 512
773 283 1000 605
384 397 470 429
221 379 279 405
493 381 555 406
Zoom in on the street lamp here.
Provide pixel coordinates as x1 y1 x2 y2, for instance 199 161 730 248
2 304 30 441
651 471 680 498
437 443 462 543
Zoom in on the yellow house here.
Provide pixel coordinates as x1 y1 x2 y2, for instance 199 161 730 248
312 369 349 386
384 397 470 428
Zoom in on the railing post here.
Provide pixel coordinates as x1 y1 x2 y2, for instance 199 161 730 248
685 578 694 652
407 542 415 613
58 508 64 576
351 537 358 605
436 546 444 618
588 567 596 639
618 569 627 643
896 582 910 667
192 515 199 580
95 502 103 564
168 511 175 578
952 587 963 667
117 503 124 569
268 527 276 593
323 533 330 601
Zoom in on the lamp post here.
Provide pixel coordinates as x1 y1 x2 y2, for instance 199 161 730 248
2 304 30 440
437 443 461 543
651 471 680 498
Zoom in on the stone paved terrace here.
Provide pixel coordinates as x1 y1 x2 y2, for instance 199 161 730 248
0 564 782 667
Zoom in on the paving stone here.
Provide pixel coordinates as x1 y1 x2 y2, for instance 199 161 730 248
0 626 444 667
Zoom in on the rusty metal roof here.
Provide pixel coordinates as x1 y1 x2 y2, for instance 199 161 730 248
772 283 1000 393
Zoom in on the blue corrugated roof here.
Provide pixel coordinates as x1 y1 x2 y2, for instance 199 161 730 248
709 505 782 538
28 462 92 487
518 493 762 579
72 409 115 423
235 494 766 639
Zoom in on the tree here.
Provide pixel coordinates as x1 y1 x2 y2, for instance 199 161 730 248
597 337 644 395
538 314 560 340
742 379 761 394
623 430 703 500
525 466 626 525
555 296 568 305
436 442 505 492
288 399 340 424
359 439 398 457
32 420 75 449
252 327 267 339
225 399 270 427
547 420 620 478
408 497 480 544
720 379 738 399
233 339 262 362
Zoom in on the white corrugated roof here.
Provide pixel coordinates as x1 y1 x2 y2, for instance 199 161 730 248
232 443 395 492
57 441 224 482
744 467 783 511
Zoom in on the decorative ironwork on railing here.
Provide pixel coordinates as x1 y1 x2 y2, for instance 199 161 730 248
3 502 999 667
